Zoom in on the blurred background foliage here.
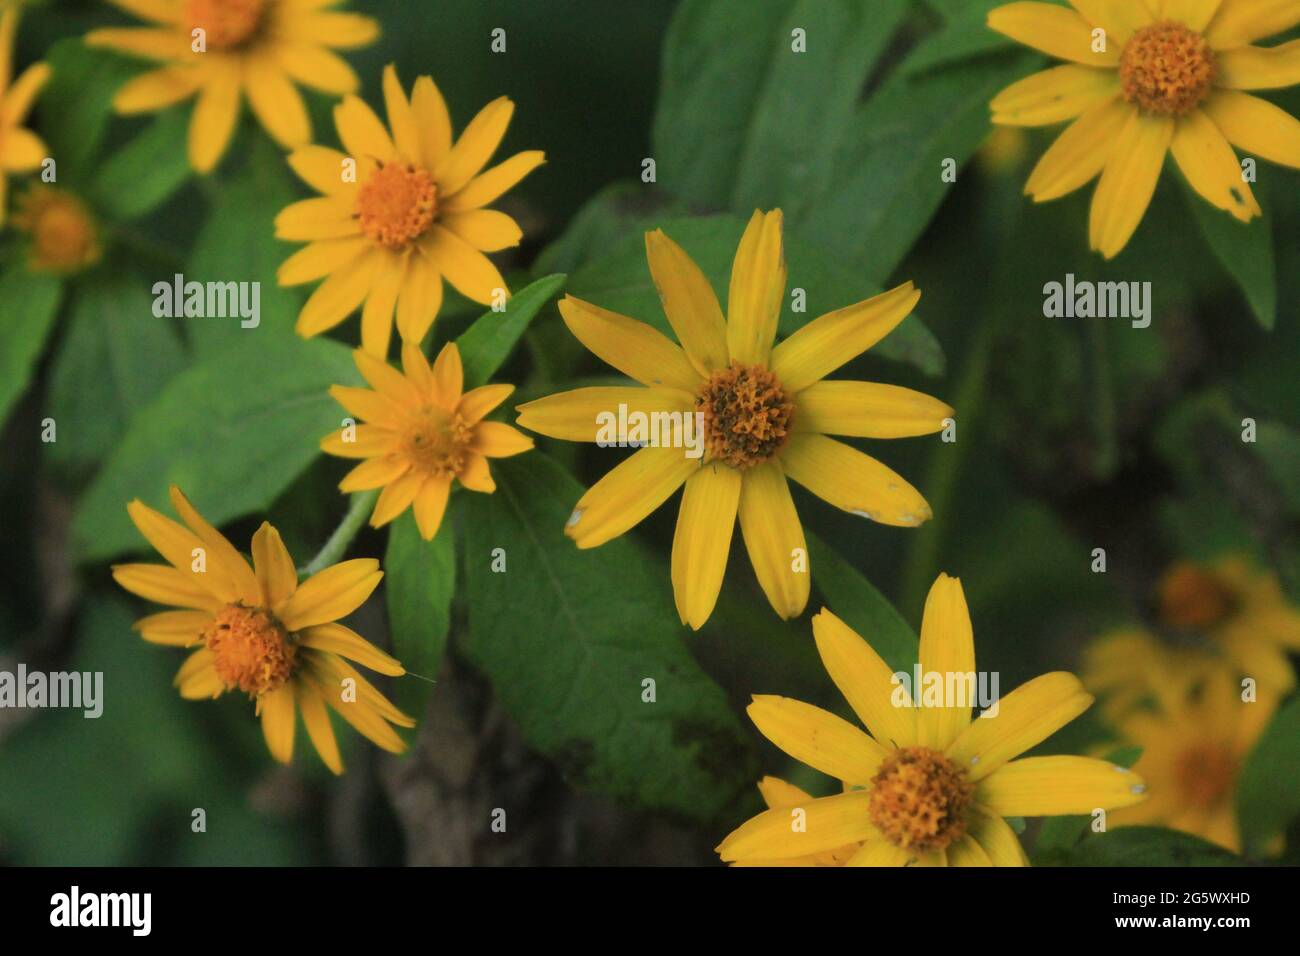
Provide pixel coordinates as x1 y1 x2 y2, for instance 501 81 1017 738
1 0 1297 865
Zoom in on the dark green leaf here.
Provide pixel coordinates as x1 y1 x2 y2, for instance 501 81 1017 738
1236 695 1300 855
0 266 62 428
89 109 191 221
384 511 454 718
1182 179 1277 329
73 334 361 562
461 452 754 819
1041 826 1243 867
37 39 139 180
456 273 566 389
44 269 185 481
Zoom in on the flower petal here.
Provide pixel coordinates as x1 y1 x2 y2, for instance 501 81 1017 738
297 249 384 337
987 2 1121 65
472 421 534 458
278 558 383 631
286 145 356 197
458 383 514 423
844 839 914 867
424 224 506 305
737 461 809 620
188 61 241 173
1024 96 1133 201
1205 0 1300 49
556 295 701 391
412 477 451 539
275 196 360 242
1216 40 1300 89
716 791 875 862
369 470 424 528
278 236 369 286
812 608 917 749
339 456 408 492
436 96 513 196
1161 0 1224 32
968 804 1030 866
359 255 406 358
251 522 298 610
1088 109 1174 259
298 681 343 774
441 209 522 252
671 463 741 629
793 381 953 439
260 684 296 764
769 282 921 394
132 609 210 646
726 209 785 366
915 574 976 752
645 228 729 376
978 756 1148 816
394 250 442 342
112 66 200 114
565 447 699 549
301 621 403 675
168 487 260 604
410 75 451 168
244 55 310 148
1170 108 1260 222
748 695 890 787
781 433 932 528
516 386 694 442
382 63 420 162
175 648 223 699
274 42 358 95
334 94 394 163
441 150 545 213
991 64 1121 127
1203 89 1300 169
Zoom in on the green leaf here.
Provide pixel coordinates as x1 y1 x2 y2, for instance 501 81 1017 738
1182 179 1277 329
89 109 192 221
461 452 754 819
1041 827 1243 867
0 266 62 428
73 334 362 562
37 40 139 180
44 269 185 481
384 511 454 718
186 159 305 358
653 0 909 217
567 213 944 375
455 273 566 388
1237 695 1300 855
807 532 917 673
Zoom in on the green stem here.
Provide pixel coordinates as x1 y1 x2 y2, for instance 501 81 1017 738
300 490 379 576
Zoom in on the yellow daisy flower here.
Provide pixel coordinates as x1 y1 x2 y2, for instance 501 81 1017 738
1106 668 1273 852
13 185 102 274
275 64 544 357
716 574 1148 866
1084 555 1300 717
989 0 1300 258
516 210 951 631
112 485 414 774
321 341 534 541
85 0 379 173
0 6 50 225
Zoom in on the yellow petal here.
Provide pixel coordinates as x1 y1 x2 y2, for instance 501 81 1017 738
1216 40 1300 89
412 476 451 539
260 684 296 764
132 609 210 646
298 681 343 774
425 224 506 305
175 648 223 699
747 695 890 787
991 64 1121 127
757 775 814 810
671 463 741 629
556 295 702 392
516 386 695 442
315 654 414 726
168 487 260 604
1170 108 1260 222
339 456 408 492
844 839 913 867
1205 0 1300 49
645 228 729 376
0 128 45 171
946 672 1094 781
472 421 534 458
781 433 932 528
251 522 298 610
1161 0 1224 32
915 574 976 752
278 236 369 286
395 250 442 342
1088 109 1174 259
401 341 436 398
275 196 360 242
112 65 199 114
369 470 424 528
736 461 809 620
458 453 495 493
947 834 993 866
353 347 422 406
328 384 404 426
1024 96 1133 201
565 447 699 549
458 383 514 423
382 63 420 161
441 151 545 213
278 558 383 631
301 622 403 675
441 209 522 252
411 75 452 169
794 380 952 439
716 791 874 862
114 563 220 611
1203 89 1300 169
334 94 394 164
431 341 464 406
187 62 241 173
359 255 405 358
1 62 50 126
978 756 1148 816
297 249 383 337
295 11 380 48
126 499 225 595
286 145 356 197
273 42 358 95
769 282 920 394
84 26 188 61
967 804 1030 866
726 209 785 366
244 56 310 149
812 608 917 749
436 96 513 195
105 0 178 24
987 2 1121 65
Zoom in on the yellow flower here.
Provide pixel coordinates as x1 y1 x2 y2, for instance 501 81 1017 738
732 777 864 867
112 485 414 774
988 0 1300 258
322 341 534 541
275 64 544 357
1084 555 1300 718
717 574 1148 866
13 185 102 274
1105 668 1272 852
0 6 50 225
517 210 951 630
85 0 379 173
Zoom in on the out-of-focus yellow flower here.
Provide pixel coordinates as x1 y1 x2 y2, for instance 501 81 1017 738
988 0 1300 258
975 125 1029 174
717 574 1147 866
322 342 533 540
1105 668 1273 853
86 0 379 173
13 186 102 274
276 65 543 356
0 6 50 225
112 485 413 774
517 210 950 631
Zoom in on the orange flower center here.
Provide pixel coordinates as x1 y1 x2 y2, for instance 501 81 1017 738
13 187 102 276
1119 21 1215 116
868 747 974 853
400 405 472 478
186 0 266 50
356 162 438 249
203 603 296 697
1175 743 1237 810
695 363 793 469
1157 562 1237 631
